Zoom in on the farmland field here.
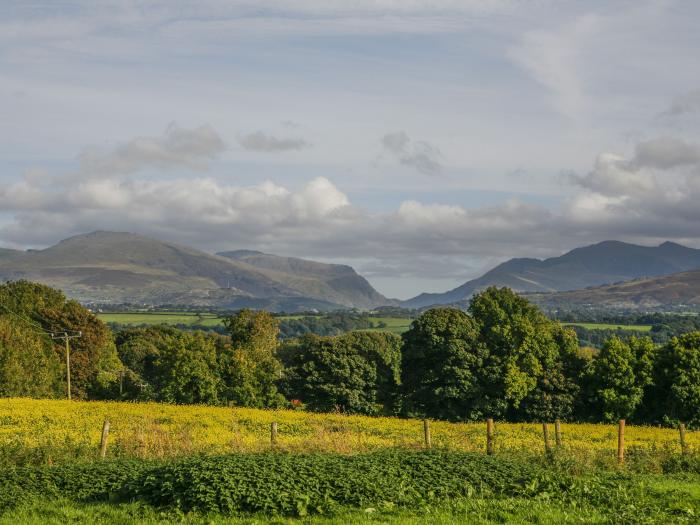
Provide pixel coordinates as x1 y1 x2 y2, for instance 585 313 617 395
1 398 696 466
97 311 223 327
562 322 653 331
364 316 413 334
1 399 699 524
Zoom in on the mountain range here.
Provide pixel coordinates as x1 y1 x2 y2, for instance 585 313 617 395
0 231 392 311
528 269 700 309
2 232 700 311
403 240 700 308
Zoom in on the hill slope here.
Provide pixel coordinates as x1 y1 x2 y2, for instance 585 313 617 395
218 250 388 310
528 268 700 310
0 248 20 260
404 241 700 308
0 231 390 310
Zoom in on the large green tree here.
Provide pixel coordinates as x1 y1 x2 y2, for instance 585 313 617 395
649 332 700 427
468 287 582 421
116 326 220 404
401 308 485 420
583 336 655 422
281 331 402 415
402 288 582 422
219 309 285 408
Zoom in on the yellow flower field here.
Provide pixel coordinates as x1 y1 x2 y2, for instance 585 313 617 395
1 398 695 470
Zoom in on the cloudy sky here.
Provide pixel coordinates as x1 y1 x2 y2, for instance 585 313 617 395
2 0 700 299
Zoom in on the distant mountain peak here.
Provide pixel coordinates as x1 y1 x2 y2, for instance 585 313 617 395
0 231 391 311
403 239 700 309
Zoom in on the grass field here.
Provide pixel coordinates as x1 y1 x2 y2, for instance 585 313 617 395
365 317 413 334
2 399 699 524
562 322 653 331
97 311 223 327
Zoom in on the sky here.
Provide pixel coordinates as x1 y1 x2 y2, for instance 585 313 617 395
2 0 700 299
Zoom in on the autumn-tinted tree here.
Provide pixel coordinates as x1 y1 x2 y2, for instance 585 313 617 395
0 280 120 399
219 309 285 408
281 331 402 415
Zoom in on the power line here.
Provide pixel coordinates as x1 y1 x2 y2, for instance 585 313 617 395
51 331 82 401
0 302 51 335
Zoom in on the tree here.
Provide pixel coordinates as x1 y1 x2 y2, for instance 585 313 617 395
115 326 220 404
0 280 120 399
401 308 486 421
468 287 581 421
649 332 700 427
0 317 62 398
584 336 655 423
219 309 285 408
281 331 402 415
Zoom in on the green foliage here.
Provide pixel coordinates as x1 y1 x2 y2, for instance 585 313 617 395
278 313 377 339
584 336 656 422
650 332 700 428
402 289 582 422
280 331 402 415
401 308 485 421
116 326 220 404
0 317 62 398
220 309 286 408
0 452 556 516
468 287 581 421
2 452 700 523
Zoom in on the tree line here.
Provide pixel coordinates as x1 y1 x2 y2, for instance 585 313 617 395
1 280 699 427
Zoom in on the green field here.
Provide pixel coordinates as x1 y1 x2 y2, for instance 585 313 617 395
98 311 223 327
365 316 413 334
562 322 652 331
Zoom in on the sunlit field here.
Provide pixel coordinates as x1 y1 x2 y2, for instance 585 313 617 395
1 398 694 471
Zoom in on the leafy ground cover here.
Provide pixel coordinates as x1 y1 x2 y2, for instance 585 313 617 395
0 452 699 524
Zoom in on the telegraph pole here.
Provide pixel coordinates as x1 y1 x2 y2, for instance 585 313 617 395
51 331 82 400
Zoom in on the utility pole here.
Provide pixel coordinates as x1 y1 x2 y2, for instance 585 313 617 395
51 331 82 400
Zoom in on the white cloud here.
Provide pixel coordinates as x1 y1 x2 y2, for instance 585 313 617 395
508 13 600 119
4 124 700 288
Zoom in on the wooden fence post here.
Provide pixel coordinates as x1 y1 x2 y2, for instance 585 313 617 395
486 418 495 455
423 419 432 450
679 423 688 456
542 422 552 455
617 419 625 465
555 419 563 448
99 419 110 459
271 422 278 446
